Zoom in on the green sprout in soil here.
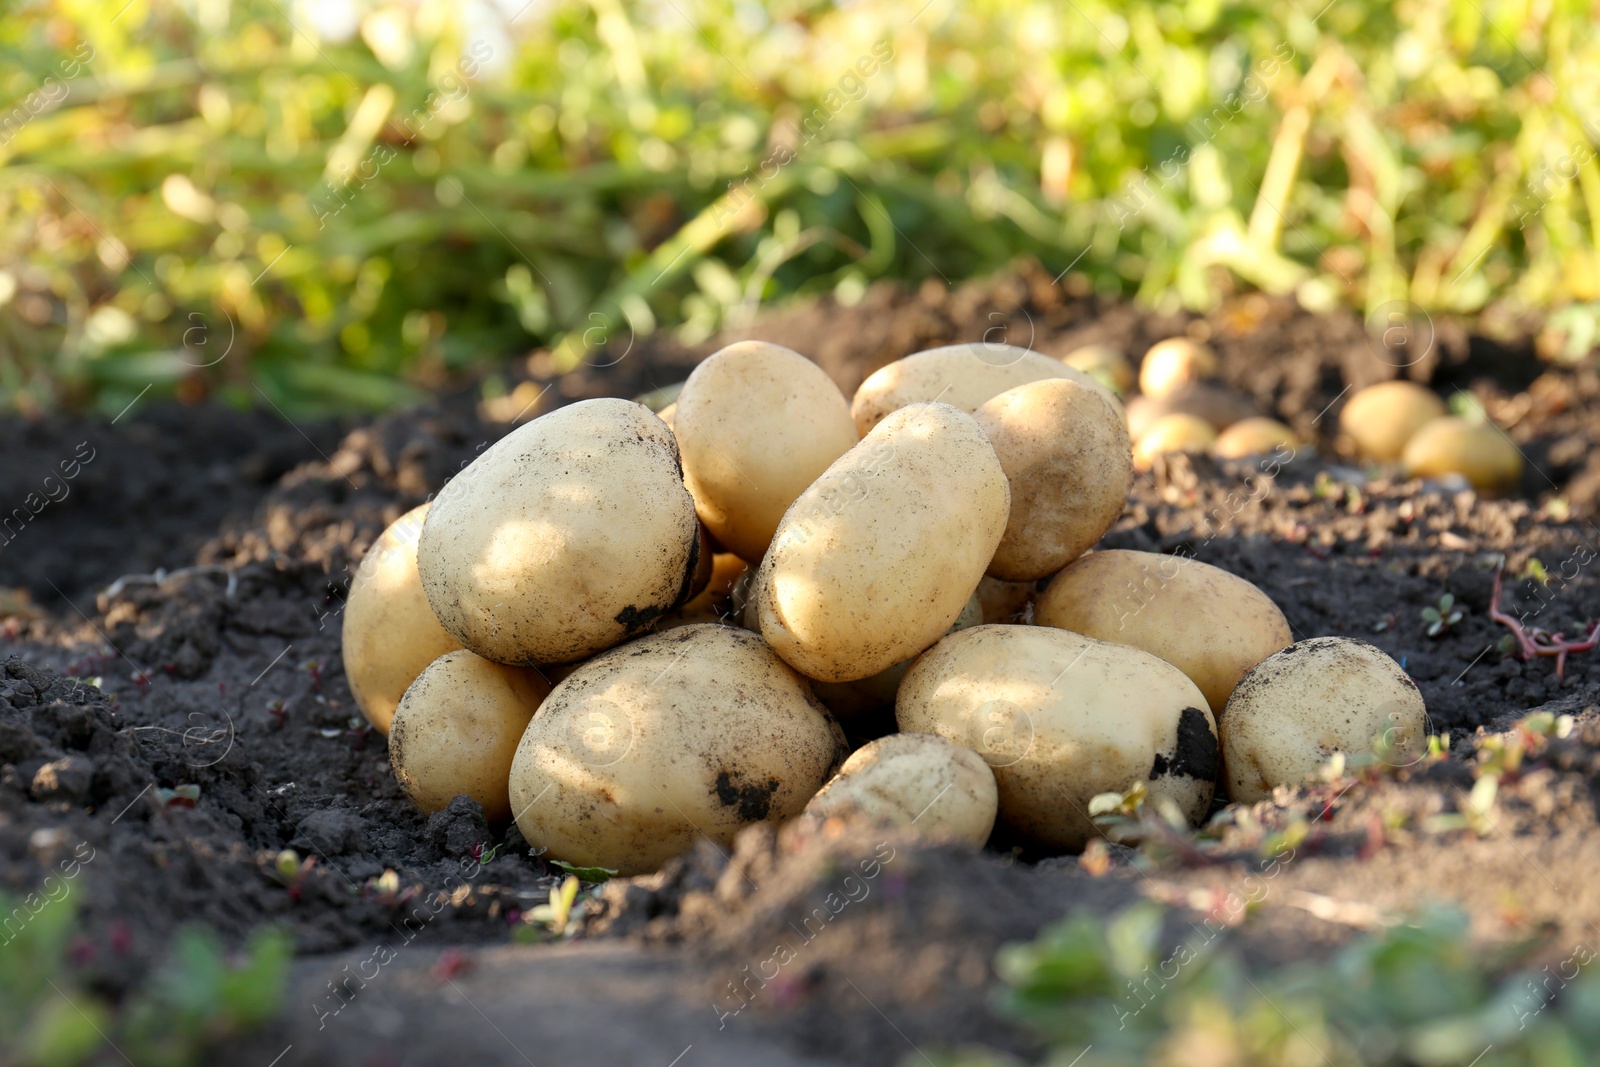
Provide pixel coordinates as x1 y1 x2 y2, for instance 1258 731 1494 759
1421 593 1464 637
270 849 318 901
517 876 585 941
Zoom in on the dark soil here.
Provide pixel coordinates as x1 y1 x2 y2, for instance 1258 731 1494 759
3 262 1600 1066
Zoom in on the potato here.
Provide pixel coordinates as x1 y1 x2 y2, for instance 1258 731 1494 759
850 343 1109 437
342 503 462 734
389 649 551 822
508 625 845 876
1221 637 1426 804
1125 384 1258 441
974 378 1132 581
1139 338 1218 398
657 402 677 431
753 402 1009 682
418 398 699 665
1061 344 1135 394
1401 416 1523 491
678 551 747 615
1132 413 1217 469
977 575 1036 623
810 594 982 718
803 733 997 847
676 341 858 562
1214 417 1301 459
1035 549 1293 715
897 625 1217 851
632 381 684 412
1338 381 1445 461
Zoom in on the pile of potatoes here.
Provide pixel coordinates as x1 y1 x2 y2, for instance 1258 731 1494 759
343 339 1428 876
1336 379 1523 491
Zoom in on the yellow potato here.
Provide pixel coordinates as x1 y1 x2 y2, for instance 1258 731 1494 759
849 343 1109 437
657 402 677 431
677 551 747 616
803 733 997 847
1139 338 1218 398
342 503 462 734
1221 637 1427 804
1401 416 1523 491
1132 413 1217 469
1214 417 1301 459
753 403 1009 682
507 625 845 876
1035 549 1293 716
418 398 699 665
809 595 982 719
1125 384 1258 441
389 650 551 822
974 378 1132 581
1061 344 1135 395
1338 381 1445 461
675 341 858 562
897 625 1217 851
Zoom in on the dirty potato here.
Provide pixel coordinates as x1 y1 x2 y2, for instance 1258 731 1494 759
803 733 997 847
507 625 845 876
389 650 551 822
342 503 462 734
418 398 700 665
1035 549 1293 716
897 625 1218 851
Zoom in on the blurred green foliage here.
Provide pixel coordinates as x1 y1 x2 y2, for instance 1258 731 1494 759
2 0 1598 414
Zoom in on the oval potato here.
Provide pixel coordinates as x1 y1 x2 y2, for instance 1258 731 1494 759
1338 381 1445 461
803 733 997 847
508 625 845 876
1132 413 1217 469
1401 416 1523 491
1126 384 1258 442
754 403 1009 682
850 343 1109 437
418 398 699 665
897 625 1218 851
1061 344 1135 394
1221 637 1427 804
389 649 551 822
1214 417 1301 459
1139 338 1218 398
974 378 1132 581
1035 549 1293 715
676 341 858 562
342 503 462 734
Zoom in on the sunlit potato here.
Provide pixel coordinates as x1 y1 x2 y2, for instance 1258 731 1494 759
1035 548 1293 716
1060 343 1135 395
1138 337 1218 398
1338 381 1446 461
802 733 998 847
1214 417 1302 459
342 503 462 734
418 398 699 665
753 402 1009 682
897 625 1217 851
389 649 551 822
849 343 1112 437
1221 637 1427 804
1401 416 1523 491
508 625 845 876
1125 383 1258 442
809 594 982 720
1132 413 1217 469
675 341 858 563
974 378 1132 581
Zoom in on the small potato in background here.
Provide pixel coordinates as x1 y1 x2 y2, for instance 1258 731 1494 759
508 625 845 876
1338 381 1445 461
803 733 997 848
850 343 1111 437
675 341 858 563
389 649 551 822
1401 416 1523 491
1132 413 1217 469
1138 338 1218 398
1126 384 1257 442
974 377 1132 581
1221 637 1427 804
1214 417 1301 459
1060 344 1135 394
1035 549 1293 716
898 625 1217 851
342 503 462 734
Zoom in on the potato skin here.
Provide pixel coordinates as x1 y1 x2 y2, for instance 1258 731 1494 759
1035 549 1292 716
1221 637 1426 804
897 625 1217 851
1132 413 1217 469
1139 338 1218 398
418 398 699 665
342 503 462 734
1125 384 1257 442
389 650 551 822
1339 381 1445 461
1061 344 1135 394
975 378 1132 581
507 625 846 876
803 733 997 847
1401 416 1523 491
850 343 1108 437
1214 417 1301 459
676 341 858 563
754 402 1010 682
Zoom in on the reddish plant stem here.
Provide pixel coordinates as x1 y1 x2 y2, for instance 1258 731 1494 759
1489 563 1600 682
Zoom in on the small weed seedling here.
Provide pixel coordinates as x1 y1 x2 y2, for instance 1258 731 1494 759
272 849 318 901
518 876 584 940
1421 592 1463 637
